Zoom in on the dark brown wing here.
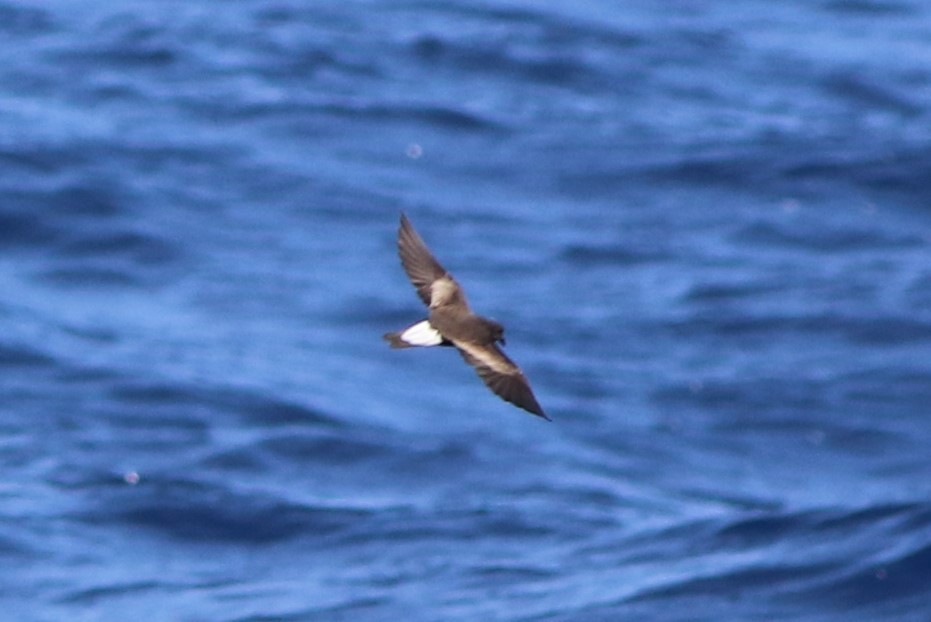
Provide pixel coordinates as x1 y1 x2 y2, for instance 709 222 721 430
398 213 448 307
454 340 549 420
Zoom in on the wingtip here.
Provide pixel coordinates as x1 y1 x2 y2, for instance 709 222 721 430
522 397 551 421
398 212 416 239
524 392 550 421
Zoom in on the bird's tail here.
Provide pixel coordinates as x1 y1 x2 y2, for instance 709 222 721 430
383 331 414 348
383 319 448 348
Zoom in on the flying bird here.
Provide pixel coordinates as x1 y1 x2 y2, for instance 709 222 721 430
384 213 548 420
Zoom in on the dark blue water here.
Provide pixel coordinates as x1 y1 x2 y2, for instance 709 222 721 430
3 0 931 619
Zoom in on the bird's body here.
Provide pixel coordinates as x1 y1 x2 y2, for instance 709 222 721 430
384 213 548 420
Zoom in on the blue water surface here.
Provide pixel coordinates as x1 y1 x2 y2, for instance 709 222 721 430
2 0 931 620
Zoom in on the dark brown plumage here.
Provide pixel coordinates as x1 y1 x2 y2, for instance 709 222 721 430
384 213 548 420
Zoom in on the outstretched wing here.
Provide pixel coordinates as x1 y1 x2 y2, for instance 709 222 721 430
454 340 549 420
398 213 447 307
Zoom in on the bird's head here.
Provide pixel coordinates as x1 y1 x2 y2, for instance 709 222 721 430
488 320 506 346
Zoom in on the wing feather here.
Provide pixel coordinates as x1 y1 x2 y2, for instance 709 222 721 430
398 213 447 307
455 341 548 420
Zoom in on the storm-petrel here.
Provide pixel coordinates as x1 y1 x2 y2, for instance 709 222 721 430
384 213 548 420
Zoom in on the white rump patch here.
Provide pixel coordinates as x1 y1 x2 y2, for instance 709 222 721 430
400 320 444 347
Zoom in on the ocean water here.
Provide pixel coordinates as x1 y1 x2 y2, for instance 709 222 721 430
2 0 931 620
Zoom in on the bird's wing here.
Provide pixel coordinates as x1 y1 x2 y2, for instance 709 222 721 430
454 340 549 420
398 213 448 307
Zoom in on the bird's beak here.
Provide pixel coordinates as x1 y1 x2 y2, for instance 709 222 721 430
499 336 507 346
